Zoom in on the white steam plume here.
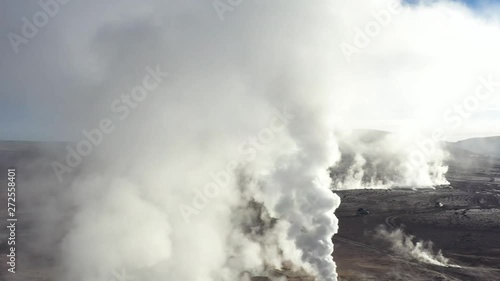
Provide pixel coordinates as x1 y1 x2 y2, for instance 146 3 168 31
375 226 460 268
330 129 449 190
28 1 344 280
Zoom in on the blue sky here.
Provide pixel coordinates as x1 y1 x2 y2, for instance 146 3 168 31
405 0 500 7
459 0 500 7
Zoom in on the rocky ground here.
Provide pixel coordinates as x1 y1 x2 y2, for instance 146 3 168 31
334 152 500 281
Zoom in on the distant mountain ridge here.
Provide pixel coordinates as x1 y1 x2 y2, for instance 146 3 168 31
339 131 500 159
451 136 500 158
0 141 68 167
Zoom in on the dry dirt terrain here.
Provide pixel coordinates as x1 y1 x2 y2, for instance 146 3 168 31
334 150 500 280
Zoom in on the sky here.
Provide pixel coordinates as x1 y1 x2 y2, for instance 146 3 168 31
453 0 500 7
1 0 500 142
405 0 500 8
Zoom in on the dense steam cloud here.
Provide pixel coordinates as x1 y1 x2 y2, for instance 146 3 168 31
2 0 500 281
375 226 460 268
330 129 449 189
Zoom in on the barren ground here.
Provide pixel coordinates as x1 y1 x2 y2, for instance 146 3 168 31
334 153 500 281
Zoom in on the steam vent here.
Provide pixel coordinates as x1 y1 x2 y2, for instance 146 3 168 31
239 267 316 281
